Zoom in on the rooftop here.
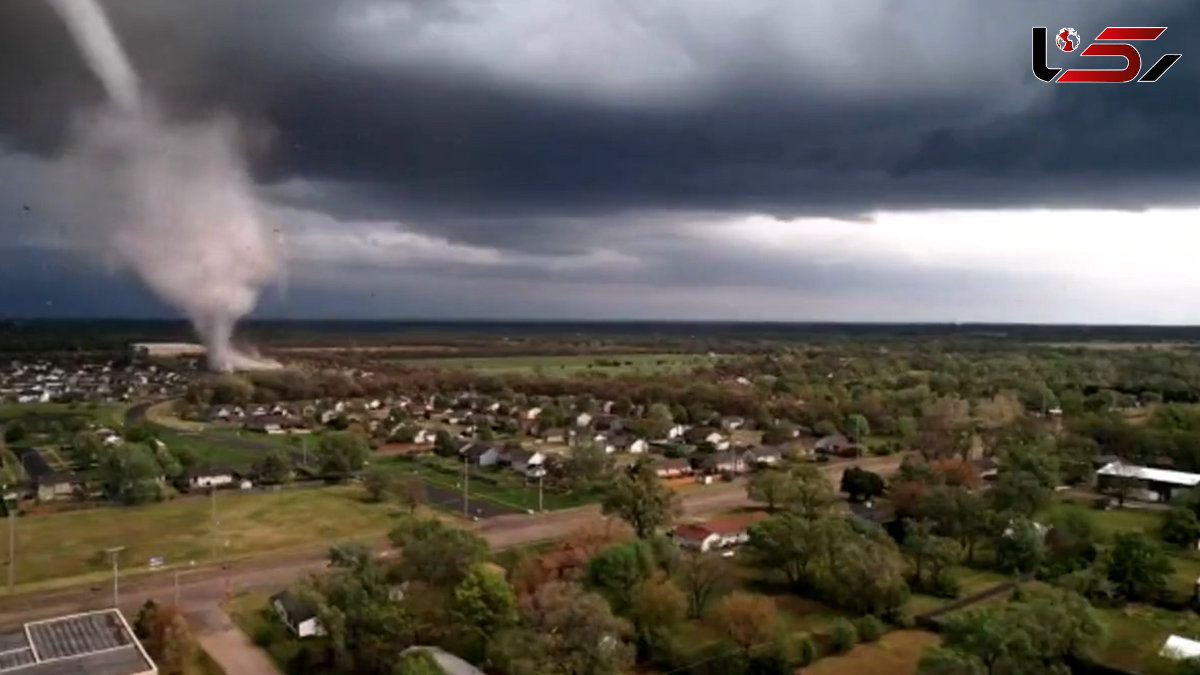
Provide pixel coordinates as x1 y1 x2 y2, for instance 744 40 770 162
0 610 155 675
1096 461 1200 488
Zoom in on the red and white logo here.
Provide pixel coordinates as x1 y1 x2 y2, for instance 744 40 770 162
1056 27 1081 52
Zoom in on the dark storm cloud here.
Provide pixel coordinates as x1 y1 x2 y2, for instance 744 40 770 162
2 0 1199 320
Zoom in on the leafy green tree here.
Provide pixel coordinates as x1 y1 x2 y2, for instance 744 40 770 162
925 486 992 563
746 513 844 590
1042 508 1099 576
362 466 395 503
566 441 614 491
256 448 293 484
781 463 834 518
586 540 656 613
1163 507 1200 547
3 421 27 444
824 531 911 617
708 592 777 659
628 576 686 654
841 466 886 503
1105 533 1173 603
317 432 370 480
98 445 161 505
904 520 961 596
68 431 104 467
828 618 859 654
601 462 681 538
310 548 415 674
994 518 1046 575
989 470 1048 519
393 650 444 675
433 429 457 457
746 469 793 512
389 517 489 588
450 564 517 650
494 582 634 675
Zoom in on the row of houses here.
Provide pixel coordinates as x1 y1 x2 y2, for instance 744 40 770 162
0 360 191 404
651 446 789 479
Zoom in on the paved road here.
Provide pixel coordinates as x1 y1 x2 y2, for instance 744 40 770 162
188 606 283 675
0 454 904 628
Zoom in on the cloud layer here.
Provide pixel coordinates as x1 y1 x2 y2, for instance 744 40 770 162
1 0 1199 321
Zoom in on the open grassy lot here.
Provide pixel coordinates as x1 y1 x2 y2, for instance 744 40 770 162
1093 605 1200 673
0 403 126 428
379 455 600 511
401 352 716 376
6 486 401 588
803 630 940 675
907 566 1012 616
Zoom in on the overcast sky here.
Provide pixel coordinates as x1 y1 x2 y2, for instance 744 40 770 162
1 0 1199 322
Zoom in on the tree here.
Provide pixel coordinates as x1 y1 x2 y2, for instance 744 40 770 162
989 470 1048 519
994 518 1046 575
904 520 962 596
678 549 732 619
745 513 842 591
362 467 395 503
709 592 777 658
601 462 681 539
841 466 886 503
845 414 871 444
1042 508 1099 576
310 549 415 674
824 532 911 617
1105 533 1173 603
318 432 370 480
98 445 161 505
500 582 635 675
68 431 104 467
629 576 686 653
781 463 834 518
3 421 26 444
434 429 457 457
393 650 444 675
586 540 656 613
450 563 517 651
389 516 489 588
747 470 792 512
566 441 614 491
133 601 196 675
925 486 992 563
1163 507 1200 547
397 476 426 514
256 448 293 484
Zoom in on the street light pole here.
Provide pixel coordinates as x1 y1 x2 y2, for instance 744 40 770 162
105 546 124 608
174 560 195 606
4 487 13 594
462 455 469 518
538 474 543 512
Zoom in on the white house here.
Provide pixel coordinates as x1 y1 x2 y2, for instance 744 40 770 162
575 412 593 427
742 447 783 467
627 438 649 454
271 590 324 638
461 443 504 467
672 513 768 552
666 424 688 440
508 449 547 478
525 407 542 420
704 431 731 451
189 467 236 489
413 428 436 444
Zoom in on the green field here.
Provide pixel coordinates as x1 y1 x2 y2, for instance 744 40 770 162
379 455 598 511
1094 604 1200 672
0 403 125 428
4 486 403 589
403 352 716 376
907 566 1012 616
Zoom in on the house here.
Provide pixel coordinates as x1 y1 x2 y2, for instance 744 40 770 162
539 427 568 444
413 428 436 444
671 512 768 552
624 438 649 454
703 451 746 474
654 458 693 479
665 424 688 440
575 412 593 427
188 466 237 489
271 590 324 638
400 647 486 675
1161 635 1200 661
742 446 783 467
814 433 859 457
19 449 82 502
1096 461 1200 503
245 414 286 434
719 416 745 431
524 407 542 420
971 457 999 481
508 449 547 478
460 443 504 467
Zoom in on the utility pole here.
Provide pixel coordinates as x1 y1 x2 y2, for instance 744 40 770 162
105 546 124 608
538 474 544 512
4 487 13 594
174 560 195 606
462 455 469 518
210 487 218 560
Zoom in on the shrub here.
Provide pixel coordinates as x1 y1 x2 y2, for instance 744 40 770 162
888 607 915 628
786 633 819 667
827 618 859 653
854 615 885 642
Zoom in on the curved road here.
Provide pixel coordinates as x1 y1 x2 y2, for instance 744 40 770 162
0 454 903 628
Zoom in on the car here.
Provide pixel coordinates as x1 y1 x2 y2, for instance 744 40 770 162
721 550 736 558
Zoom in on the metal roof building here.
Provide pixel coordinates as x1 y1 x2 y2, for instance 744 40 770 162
0 610 156 675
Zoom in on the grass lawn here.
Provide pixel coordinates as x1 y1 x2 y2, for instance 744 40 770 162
402 353 716 377
772 594 850 632
907 566 1012 616
380 456 599 511
1039 501 1165 540
1094 605 1200 673
6 486 403 588
803 630 940 675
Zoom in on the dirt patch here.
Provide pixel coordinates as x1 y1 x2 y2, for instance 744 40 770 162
803 630 940 675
